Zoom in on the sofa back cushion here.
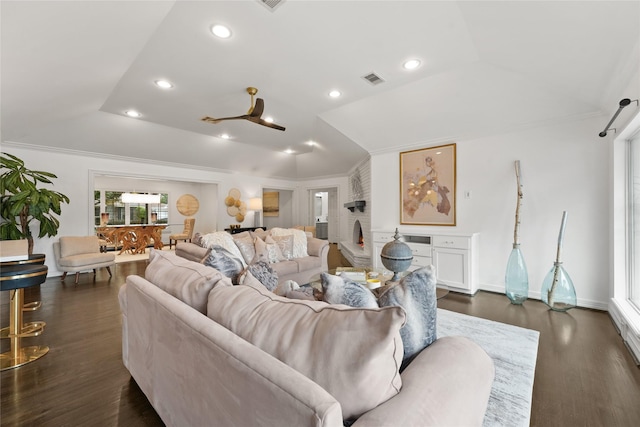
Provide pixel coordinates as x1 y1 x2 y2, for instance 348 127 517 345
207 280 405 419
146 249 231 313
59 236 100 258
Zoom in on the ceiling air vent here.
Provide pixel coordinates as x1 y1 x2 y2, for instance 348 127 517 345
362 72 385 86
257 0 285 12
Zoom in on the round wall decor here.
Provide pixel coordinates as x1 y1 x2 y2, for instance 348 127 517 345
176 194 200 216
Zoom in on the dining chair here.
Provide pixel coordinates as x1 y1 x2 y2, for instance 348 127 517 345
169 218 196 249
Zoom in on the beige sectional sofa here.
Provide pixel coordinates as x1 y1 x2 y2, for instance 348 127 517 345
175 228 329 285
119 250 495 426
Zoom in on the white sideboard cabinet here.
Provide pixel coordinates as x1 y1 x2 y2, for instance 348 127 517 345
372 230 479 295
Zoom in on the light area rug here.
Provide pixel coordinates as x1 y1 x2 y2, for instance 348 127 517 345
437 308 539 427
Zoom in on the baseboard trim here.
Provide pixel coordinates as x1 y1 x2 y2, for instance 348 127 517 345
609 298 640 366
479 283 608 311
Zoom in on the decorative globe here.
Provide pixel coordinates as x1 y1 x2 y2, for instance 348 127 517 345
380 228 413 281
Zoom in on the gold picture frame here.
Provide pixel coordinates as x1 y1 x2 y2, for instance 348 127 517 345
400 143 456 226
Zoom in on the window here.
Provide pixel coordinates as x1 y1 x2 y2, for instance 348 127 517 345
629 132 640 311
94 191 168 225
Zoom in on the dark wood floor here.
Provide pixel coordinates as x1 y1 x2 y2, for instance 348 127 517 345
2 244 640 426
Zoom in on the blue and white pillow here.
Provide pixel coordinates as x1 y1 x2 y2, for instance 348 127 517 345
377 265 438 368
202 245 245 284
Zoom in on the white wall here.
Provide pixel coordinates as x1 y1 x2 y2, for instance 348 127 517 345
372 115 610 309
262 188 294 230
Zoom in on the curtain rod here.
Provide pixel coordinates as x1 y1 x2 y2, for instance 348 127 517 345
599 98 639 137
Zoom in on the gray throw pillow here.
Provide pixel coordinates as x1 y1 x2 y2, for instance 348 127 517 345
247 261 278 291
377 265 438 368
321 272 378 308
202 245 245 284
192 232 204 247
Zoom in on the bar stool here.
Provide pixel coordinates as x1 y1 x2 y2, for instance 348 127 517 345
0 262 49 371
1 254 46 311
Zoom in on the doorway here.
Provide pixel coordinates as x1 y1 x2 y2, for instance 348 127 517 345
309 187 338 242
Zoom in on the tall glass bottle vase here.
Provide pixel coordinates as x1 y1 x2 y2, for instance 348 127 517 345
541 262 576 311
505 244 529 304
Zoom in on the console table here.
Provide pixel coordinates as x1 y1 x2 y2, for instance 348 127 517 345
96 224 167 254
224 227 263 234
372 230 479 295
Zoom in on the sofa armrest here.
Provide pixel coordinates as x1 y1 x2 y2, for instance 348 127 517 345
175 242 210 262
307 238 329 269
353 336 494 427
121 275 344 427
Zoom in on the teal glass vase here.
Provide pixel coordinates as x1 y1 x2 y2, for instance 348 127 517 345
541 262 576 311
505 245 528 304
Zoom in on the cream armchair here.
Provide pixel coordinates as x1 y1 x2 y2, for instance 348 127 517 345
53 236 116 284
169 218 195 249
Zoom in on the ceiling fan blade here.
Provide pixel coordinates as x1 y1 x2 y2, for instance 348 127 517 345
250 98 265 118
201 115 249 124
256 118 286 131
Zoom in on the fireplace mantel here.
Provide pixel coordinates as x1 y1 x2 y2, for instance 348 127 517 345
344 200 366 212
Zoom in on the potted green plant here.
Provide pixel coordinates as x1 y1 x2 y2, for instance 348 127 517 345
0 152 70 255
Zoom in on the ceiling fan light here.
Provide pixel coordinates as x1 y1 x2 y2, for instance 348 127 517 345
154 79 173 89
264 116 274 123
403 59 421 70
211 24 231 39
125 110 141 118
329 90 341 98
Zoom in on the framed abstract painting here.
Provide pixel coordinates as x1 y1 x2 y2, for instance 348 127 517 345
400 143 456 226
263 191 279 217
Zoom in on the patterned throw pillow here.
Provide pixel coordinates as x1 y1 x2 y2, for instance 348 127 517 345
264 235 286 263
202 245 245 284
246 261 279 292
271 235 294 260
233 234 256 264
321 272 378 308
191 232 204 247
200 232 247 267
377 265 438 368
270 227 308 258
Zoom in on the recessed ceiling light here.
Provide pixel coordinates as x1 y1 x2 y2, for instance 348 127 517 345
154 79 173 89
220 133 230 139
264 116 274 123
125 110 141 118
211 24 231 39
307 140 316 146
284 149 294 154
403 59 421 70
328 90 341 98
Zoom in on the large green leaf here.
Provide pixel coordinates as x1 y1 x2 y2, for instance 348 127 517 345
1 152 69 241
